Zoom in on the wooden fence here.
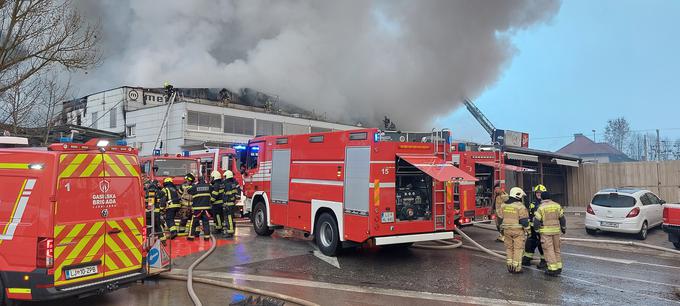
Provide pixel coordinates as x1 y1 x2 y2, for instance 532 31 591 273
566 160 680 207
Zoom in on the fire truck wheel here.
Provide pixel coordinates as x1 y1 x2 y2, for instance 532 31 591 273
315 213 340 256
253 201 274 236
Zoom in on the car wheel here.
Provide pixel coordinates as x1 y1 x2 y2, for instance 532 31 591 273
252 201 273 236
585 228 597 235
673 242 680 250
636 221 648 240
315 212 340 256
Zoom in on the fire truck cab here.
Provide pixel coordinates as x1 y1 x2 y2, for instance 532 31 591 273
139 154 199 185
0 139 146 303
189 148 243 185
241 128 477 256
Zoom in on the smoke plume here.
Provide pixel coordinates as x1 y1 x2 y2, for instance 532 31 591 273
74 0 560 128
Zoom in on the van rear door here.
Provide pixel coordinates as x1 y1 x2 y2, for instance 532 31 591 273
100 153 144 278
54 152 107 287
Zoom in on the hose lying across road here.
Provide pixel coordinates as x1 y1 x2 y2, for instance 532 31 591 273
472 223 680 255
158 234 318 306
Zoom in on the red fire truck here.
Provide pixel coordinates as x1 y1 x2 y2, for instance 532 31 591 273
241 128 477 256
662 203 680 249
0 139 146 303
189 147 243 185
139 154 200 185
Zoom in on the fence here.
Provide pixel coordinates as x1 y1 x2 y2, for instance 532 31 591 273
566 160 680 207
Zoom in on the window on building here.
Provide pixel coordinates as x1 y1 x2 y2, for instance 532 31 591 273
256 119 283 136
186 111 222 132
76 114 82 126
126 124 136 137
284 123 309 135
91 111 98 128
110 107 117 128
311 126 332 133
223 115 255 135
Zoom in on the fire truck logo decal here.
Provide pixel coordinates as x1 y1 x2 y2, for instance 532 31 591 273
100 180 110 193
101 209 109 218
0 179 36 242
53 217 144 285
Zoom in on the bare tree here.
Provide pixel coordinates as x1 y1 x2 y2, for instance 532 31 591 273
0 0 99 94
626 132 645 161
38 72 71 144
673 139 680 160
0 68 43 133
604 117 631 153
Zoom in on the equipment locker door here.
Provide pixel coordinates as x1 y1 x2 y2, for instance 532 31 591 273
101 153 144 278
270 150 290 227
54 152 107 287
344 147 371 215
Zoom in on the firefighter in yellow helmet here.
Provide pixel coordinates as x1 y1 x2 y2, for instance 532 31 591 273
498 187 530 273
222 170 240 238
523 184 547 268
209 170 225 233
161 177 182 239
533 191 566 276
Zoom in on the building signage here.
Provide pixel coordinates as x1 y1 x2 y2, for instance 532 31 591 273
493 129 529 148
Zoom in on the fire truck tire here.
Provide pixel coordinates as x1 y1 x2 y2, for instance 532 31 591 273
315 213 340 256
253 201 274 236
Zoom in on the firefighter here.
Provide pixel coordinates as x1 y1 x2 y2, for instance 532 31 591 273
498 187 530 273
187 176 212 241
145 180 166 243
492 183 509 243
223 170 240 238
533 191 567 276
209 170 225 234
161 178 182 240
522 184 547 269
177 173 195 236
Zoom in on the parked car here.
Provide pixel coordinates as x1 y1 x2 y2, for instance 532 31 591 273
585 188 665 240
662 203 680 249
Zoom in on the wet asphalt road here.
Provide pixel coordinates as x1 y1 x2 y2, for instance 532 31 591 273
29 216 680 306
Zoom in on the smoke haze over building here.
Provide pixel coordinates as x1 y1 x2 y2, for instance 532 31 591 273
74 0 560 128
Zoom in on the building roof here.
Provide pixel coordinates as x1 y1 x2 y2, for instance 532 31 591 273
557 134 629 156
504 145 581 161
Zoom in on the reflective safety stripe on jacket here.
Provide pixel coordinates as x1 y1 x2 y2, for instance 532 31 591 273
500 202 527 229
163 186 182 208
188 182 212 211
535 200 564 234
210 180 225 205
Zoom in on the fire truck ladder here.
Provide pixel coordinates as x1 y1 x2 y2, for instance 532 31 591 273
431 128 451 161
152 90 178 153
493 147 504 186
433 184 447 231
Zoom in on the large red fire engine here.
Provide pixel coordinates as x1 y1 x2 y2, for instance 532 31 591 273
139 154 199 185
241 128 477 256
662 203 680 249
0 139 146 303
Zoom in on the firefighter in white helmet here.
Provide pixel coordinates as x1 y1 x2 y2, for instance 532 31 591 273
498 187 530 273
222 170 240 238
209 170 225 233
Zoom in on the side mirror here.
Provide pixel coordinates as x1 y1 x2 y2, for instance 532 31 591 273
660 200 666 204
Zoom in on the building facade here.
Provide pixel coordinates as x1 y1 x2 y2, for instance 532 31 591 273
62 86 360 155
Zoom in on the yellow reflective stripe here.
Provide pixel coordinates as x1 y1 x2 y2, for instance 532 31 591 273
116 154 139 176
81 154 103 177
54 225 66 238
122 219 143 244
55 223 86 258
59 154 88 178
194 193 211 197
7 288 31 294
55 223 102 281
60 154 68 162
0 163 29 169
104 254 119 271
113 220 142 260
82 235 105 263
103 154 125 176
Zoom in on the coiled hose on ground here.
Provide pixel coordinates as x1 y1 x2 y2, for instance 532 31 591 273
159 234 318 306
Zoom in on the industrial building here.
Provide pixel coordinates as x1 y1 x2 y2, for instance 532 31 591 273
61 86 359 155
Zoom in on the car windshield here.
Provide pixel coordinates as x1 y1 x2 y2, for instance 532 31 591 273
154 159 197 177
591 193 636 208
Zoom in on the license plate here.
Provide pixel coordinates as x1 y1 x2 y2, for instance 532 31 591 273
381 212 394 223
601 221 619 228
65 265 98 280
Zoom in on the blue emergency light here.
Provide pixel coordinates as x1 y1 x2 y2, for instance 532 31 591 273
116 140 127 146
458 143 466 151
59 137 73 143
153 149 161 156
182 150 190 157
233 145 246 151
374 133 381 142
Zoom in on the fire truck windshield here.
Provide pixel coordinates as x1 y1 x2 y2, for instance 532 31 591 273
153 159 197 177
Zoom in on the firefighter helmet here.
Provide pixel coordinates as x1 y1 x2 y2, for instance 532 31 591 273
509 187 526 200
185 173 195 182
223 170 234 179
163 177 173 184
210 170 222 180
533 184 547 192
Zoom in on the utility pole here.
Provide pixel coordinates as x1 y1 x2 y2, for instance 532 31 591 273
656 129 661 161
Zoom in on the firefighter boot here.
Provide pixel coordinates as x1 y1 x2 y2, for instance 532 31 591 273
522 256 532 267
537 259 548 269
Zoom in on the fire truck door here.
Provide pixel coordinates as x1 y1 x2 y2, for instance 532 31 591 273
344 147 371 217
101 153 144 278
53 153 107 286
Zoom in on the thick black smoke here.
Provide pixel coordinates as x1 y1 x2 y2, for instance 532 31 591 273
74 0 560 128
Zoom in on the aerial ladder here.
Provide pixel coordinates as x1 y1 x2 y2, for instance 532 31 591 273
462 98 503 187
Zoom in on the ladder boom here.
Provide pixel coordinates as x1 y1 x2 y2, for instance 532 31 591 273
463 98 496 137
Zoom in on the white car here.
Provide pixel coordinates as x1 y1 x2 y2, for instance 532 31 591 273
585 188 665 240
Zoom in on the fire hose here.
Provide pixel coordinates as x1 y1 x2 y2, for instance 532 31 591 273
472 223 680 255
158 233 318 306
